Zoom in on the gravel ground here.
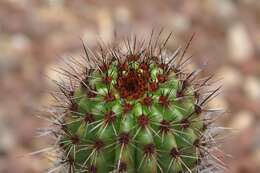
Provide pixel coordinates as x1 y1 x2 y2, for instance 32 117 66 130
0 0 260 172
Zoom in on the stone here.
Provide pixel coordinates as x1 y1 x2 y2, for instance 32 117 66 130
227 23 253 63
168 13 190 33
115 6 131 24
244 76 260 100
97 8 114 43
11 34 31 52
229 110 254 130
204 0 236 19
218 66 242 89
0 112 15 154
208 93 228 110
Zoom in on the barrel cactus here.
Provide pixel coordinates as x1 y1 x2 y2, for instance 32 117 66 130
44 32 224 173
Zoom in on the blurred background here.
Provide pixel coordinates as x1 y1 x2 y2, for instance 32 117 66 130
0 0 260 172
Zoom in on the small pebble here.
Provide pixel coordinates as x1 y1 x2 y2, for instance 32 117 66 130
227 23 253 63
229 110 254 130
244 76 260 100
115 6 131 24
0 113 15 154
168 13 190 33
218 66 242 89
208 94 228 110
97 8 114 43
205 0 236 19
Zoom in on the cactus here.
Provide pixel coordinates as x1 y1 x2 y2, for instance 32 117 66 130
44 32 224 173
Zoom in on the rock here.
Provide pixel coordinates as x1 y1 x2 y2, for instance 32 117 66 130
173 14 190 32
227 23 253 63
252 140 260 170
168 13 190 33
46 0 65 8
249 125 260 172
217 66 242 89
229 110 254 130
204 0 236 19
0 36 22 77
208 93 228 110
244 76 260 100
0 111 15 155
240 0 258 5
82 29 98 47
11 34 31 52
216 0 236 19
45 60 65 88
115 6 131 24
97 8 114 43
256 32 260 52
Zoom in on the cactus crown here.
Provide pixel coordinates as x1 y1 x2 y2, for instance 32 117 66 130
45 32 224 173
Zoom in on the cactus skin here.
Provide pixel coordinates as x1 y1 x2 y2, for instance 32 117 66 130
48 33 222 173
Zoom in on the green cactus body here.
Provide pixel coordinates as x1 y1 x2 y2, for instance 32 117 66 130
49 33 222 173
